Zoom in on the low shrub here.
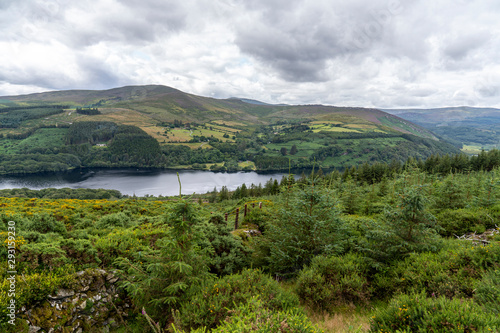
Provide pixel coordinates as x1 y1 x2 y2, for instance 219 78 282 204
26 213 66 235
94 224 169 265
242 208 273 232
18 242 69 270
474 269 500 315
59 238 100 267
95 212 133 229
211 296 323 333
178 268 300 330
295 253 371 312
377 241 500 299
0 266 76 326
370 291 500 332
197 215 249 276
436 208 495 237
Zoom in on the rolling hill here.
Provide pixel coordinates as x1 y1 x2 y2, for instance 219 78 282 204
0 85 460 174
1 85 436 138
384 106 500 153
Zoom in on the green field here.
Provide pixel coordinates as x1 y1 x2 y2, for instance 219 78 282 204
0 128 68 154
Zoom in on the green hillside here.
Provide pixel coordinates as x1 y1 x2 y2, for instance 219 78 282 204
384 106 500 153
0 85 459 174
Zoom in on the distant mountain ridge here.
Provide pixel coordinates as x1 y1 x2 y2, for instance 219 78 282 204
383 106 500 124
384 106 500 151
0 84 437 139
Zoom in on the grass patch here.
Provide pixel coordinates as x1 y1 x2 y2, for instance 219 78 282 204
306 307 371 333
238 161 256 170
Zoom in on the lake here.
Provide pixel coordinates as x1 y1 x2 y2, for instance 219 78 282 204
0 169 287 197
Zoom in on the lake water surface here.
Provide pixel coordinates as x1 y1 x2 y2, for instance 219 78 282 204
0 169 286 197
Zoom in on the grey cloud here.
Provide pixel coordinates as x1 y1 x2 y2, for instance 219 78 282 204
234 0 410 82
0 69 73 92
55 0 194 48
444 32 490 60
75 58 123 90
1 0 500 108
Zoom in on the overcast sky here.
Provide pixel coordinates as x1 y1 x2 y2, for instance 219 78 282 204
1 0 500 108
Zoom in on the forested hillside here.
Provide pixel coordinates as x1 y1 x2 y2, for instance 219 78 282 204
1 151 500 332
0 85 461 174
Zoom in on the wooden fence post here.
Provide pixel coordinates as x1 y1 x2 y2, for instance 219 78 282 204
224 213 228 222
234 208 239 230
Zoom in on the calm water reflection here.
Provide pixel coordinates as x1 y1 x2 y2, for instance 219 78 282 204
0 169 286 197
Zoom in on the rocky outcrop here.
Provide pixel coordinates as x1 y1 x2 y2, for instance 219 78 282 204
18 269 131 333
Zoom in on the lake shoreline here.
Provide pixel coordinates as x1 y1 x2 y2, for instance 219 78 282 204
0 168 292 196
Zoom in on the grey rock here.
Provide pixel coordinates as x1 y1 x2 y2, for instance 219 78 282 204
28 326 41 333
108 277 119 283
49 289 76 300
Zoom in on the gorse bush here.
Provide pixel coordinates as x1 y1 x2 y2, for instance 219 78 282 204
93 223 170 266
296 253 371 311
59 238 100 267
0 266 76 325
18 242 69 270
370 291 500 332
95 211 133 229
27 213 66 234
